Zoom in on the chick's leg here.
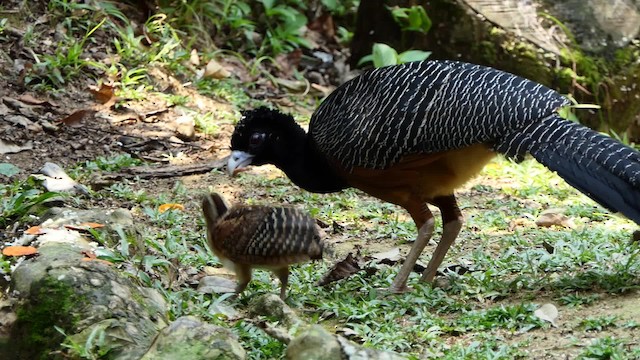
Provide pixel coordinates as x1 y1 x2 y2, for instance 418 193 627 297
420 194 462 283
235 265 252 296
273 267 290 300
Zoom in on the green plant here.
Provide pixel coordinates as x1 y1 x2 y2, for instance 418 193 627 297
71 154 142 179
389 5 432 34
158 0 254 49
258 0 310 56
58 324 113 359
577 337 628 359
26 18 107 88
357 43 431 68
557 293 600 307
580 315 619 332
0 181 59 227
321 0 360 17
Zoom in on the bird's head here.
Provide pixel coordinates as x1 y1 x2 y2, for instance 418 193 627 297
228 107 304 176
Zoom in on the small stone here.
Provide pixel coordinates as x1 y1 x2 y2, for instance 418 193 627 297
90 278 102 287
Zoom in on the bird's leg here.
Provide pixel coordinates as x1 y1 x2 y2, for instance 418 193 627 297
235 265 252 296
273 267 290 300
389 203 434 293
420 195 463 283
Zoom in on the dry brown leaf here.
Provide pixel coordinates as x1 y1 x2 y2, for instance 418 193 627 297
308 13 336 38
2 246 38 257
64 222 106 231
89 84 116 104
25 226 44 235
190 49 200 66
535 209 575 228
18 94 56 107
59 109 96 127
317 253 361 286
159 203 185 213
79 222 105 229
81 249 97 259
204 59 231 79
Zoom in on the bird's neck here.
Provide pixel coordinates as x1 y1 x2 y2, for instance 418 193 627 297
274 130 348 193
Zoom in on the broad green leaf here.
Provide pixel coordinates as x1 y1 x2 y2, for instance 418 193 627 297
0 163 20 177
261 0 276 11
398 50 431 63
357 54 374 67
321 0 338 11
372 43 398 67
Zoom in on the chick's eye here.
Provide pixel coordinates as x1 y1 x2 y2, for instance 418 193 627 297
249 133 266 147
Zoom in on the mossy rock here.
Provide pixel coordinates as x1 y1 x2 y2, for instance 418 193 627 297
8 243 169 359
11 276 84 359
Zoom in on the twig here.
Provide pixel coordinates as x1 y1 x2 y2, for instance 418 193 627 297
89 156 228 188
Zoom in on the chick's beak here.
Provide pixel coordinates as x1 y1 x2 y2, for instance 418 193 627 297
227 151 255 176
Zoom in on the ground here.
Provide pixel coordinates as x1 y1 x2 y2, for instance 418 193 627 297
1 2 640 359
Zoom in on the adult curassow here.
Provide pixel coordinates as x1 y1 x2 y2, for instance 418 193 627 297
226 60 640 293
202 192 324 299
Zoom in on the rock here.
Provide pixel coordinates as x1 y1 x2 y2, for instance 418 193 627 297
0 298 16 358
198 275 237 295
8 242 169 359
141 316 246 360
287 325 408 360
174 114 196 141
248 294 301 327
286 326 342 360
39 207 134 230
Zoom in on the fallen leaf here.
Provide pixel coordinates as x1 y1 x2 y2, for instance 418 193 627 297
2 246 38 257
89 84 116 104
159 203 185 213
204 59 231 79
308 13 336 38
59 109 95 127
0 139 33 154
0 163 21 177
370 247 402 262
81 249 97 259
534 303 559 327
535 209 575 228
508 217 535 231
317 253 361 286
79 222 105 229
25 226 44 235
64 222 105 231
542 240 555 254
18 94 55 106
4 114 42 132
190 49 200 66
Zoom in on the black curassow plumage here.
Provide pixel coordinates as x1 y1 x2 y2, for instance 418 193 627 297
202 192 324 299
227 60 640 293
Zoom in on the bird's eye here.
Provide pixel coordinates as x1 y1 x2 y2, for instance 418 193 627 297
249 133 266 148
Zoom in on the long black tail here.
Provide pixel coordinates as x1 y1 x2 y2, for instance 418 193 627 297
495 114 640 224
